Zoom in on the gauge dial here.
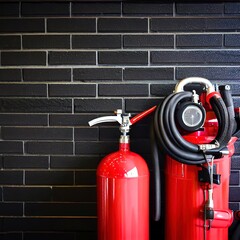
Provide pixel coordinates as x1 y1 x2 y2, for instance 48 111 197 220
182 105 203 127
177 102 206 132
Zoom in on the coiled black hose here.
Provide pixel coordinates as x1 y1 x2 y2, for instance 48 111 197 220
151 90 231 221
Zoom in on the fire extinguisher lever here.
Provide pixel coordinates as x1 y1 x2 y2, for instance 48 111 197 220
88 109 132 138
88 109 123 127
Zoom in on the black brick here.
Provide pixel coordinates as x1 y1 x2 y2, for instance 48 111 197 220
49 84 96 97
0 69 22 82
123 67 174 80
150 83 175 96
123 3 173 15
233 98 240 108
230 171 239 185
0 171 23 185
0 233 22 240
76 232 97 240
225 3 240 14
98 18 148 33
3 156 49 169
99 51 148 65
50 156 100 169
0 19 45 33
0 114 48 126
176 3 223 15
3 187 51 201
230 187 240 202
25 202 96 216
125 98 162 112
99 127 119 141
1 51 46 66
0 84 46 97
72 2 121 15
0 36 21 50
53 187 96 202
47 18 96 33
99 84 148 96
21 2 70 17
75 141 118 155
176 34 222 48
23 35 70 49
75 171 96 185
123 35 174 48
151 18 204 32
72 35 121 49
24 232 76 240
205 18 240 31
2 217 97 231
131 125 150 140
151 18 240 32
225 34 240 47
206 18 240 32
0 141 23 154
0 3 19 17
49 114 99 126
176 67 240 80
73 68 122 81
226 84 240 96
25 142 73 155
23 68 71 82
25 171 74 185
232 155 240 170
74 99 122 113
74 128 99 141
0 98 72 113
131 139 151 155
229 203 239 211
49 51 96 65
2 127 72 140
0 203 23 216
151 50 240 65
234 141 240 154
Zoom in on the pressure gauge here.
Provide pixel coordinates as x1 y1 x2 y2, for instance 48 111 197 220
176 102 206 132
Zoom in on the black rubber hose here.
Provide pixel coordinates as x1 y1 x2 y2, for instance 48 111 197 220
210 96 231 147
210 96 222 141
150 120 161 222
153 92 231 164
156 92 205 163
168 93 199 152
219 85 237 135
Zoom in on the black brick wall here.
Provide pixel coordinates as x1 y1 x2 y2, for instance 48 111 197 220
0 1 240 240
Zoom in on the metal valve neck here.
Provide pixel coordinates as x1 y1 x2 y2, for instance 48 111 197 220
120 135 130 144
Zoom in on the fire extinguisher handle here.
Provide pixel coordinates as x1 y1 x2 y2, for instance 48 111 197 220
175 77 215 94
88 116 122 127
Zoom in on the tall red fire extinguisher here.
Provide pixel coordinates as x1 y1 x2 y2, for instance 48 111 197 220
89 109 153 240
151 77 240 240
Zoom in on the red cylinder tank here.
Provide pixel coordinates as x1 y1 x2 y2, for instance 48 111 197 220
164 111 236 240
97 141 149 240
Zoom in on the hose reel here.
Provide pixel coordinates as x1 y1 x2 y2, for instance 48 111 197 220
153 77 232 165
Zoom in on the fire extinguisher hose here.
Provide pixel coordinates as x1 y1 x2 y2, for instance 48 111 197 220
153 91 231 164
151 90 232 221
209 96 232 147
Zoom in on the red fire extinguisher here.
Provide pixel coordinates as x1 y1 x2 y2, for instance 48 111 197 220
89 109 154 240
151 77 240 240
